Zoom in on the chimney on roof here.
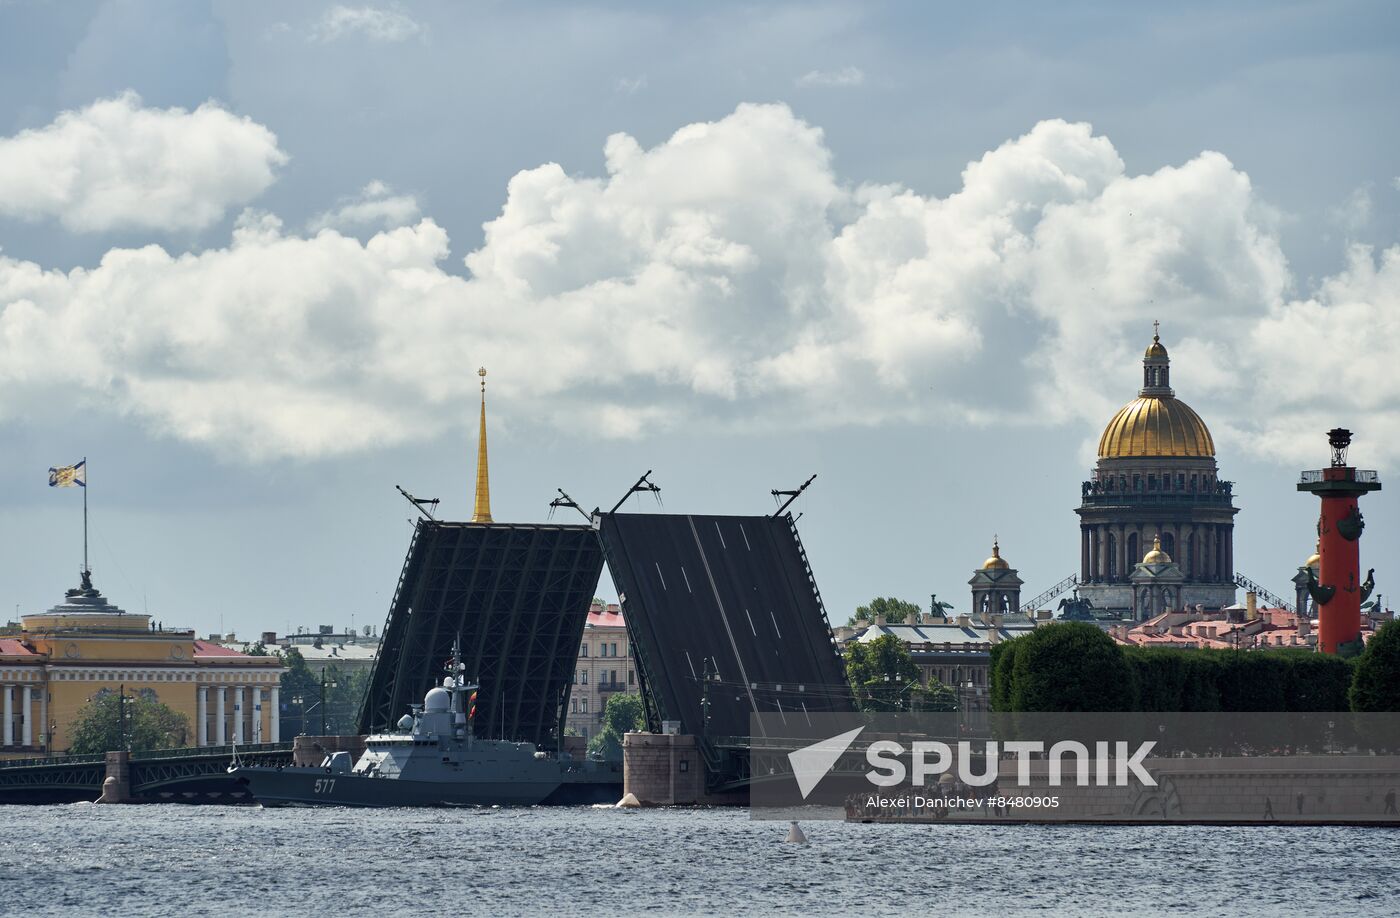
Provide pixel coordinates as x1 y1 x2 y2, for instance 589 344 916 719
261 631 277 645
1246 591 1258 621
875 615 887 626
956 614 971 628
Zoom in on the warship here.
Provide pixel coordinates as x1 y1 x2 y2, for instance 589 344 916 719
230 640 616 807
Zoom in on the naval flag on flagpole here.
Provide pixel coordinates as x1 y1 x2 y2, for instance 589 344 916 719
48 460 86 487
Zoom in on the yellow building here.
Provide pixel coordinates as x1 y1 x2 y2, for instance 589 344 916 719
0 572 284 758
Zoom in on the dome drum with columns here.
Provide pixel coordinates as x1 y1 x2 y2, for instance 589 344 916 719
1075 328 1238 619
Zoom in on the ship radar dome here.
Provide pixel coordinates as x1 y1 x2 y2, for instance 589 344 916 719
424 687 451 712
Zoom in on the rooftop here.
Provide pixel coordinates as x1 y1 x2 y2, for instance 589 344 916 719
586 602 626 629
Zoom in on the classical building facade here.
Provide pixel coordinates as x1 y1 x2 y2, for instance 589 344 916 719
1076 330 1238 617
0 572 284 758
566 602 638 741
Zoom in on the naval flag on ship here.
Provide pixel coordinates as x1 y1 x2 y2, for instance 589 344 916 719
49 460 86 487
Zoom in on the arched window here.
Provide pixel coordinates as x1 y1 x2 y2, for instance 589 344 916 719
1127 533 1139 566
1163 532 1175 558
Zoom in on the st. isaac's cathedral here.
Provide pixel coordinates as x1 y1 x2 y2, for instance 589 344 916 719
1073 327 1238 617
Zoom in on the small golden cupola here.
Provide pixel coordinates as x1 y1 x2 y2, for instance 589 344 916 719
1305 539 1320 570
982 537 1010 571
1143 534 1172 564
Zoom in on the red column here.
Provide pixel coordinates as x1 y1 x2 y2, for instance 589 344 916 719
1317 489 1362 654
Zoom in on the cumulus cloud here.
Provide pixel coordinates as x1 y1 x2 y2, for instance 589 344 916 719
0 92 286 233
795 66 865 88
310 5 422 42
1327 183 1373 236
0 103 1393 464
308 180 421 233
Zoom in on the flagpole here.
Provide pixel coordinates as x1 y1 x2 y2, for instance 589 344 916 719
82 456 89 575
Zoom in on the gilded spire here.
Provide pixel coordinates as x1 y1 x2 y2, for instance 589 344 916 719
471 367 492 523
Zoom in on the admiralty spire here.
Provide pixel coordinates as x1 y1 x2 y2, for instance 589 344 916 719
1075 327 1238 617
471 367 493 523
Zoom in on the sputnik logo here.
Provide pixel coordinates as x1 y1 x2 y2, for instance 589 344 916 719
788 726 865 799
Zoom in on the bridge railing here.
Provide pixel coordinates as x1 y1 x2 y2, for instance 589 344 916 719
0 752 107 769
131 742 292 761
0 743 294 770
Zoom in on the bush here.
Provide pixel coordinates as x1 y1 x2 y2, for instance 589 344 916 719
1000 638 1355 713
988 639 1019 713
1008 622 1135 712
1350 620 1400 712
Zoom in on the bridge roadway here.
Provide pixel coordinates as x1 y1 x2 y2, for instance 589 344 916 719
0 743 294 804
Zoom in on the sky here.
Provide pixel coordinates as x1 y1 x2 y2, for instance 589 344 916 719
1 0 1398 636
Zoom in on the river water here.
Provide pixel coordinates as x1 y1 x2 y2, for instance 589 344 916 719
2 805 1397 916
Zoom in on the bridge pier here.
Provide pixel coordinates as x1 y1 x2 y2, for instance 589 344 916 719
97 751 131 804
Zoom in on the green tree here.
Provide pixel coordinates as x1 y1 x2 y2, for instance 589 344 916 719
1351 620 1400 711
277 647 368 737
989 639 1021 712
67 690 191 754
587 693 646 760
1008 622 1135 712
843 633 954 711
847 596 922 627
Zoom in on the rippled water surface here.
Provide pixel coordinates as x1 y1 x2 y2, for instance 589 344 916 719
3 805 1398 916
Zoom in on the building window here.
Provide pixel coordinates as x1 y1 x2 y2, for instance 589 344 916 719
580 644 588 657
611 642 618 657
581 671 588 685
628 670 635 686
581 699 588 714
600 643 608 657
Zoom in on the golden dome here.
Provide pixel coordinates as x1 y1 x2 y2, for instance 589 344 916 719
1143 535 1172 564
1306 539 1320 570
982 538 1010 570
1145 337 1168 359
1098 395 1215 458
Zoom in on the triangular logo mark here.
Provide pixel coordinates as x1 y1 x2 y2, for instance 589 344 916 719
788 726 864 799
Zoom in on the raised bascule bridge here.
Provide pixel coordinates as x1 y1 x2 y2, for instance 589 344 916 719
354 473 855 797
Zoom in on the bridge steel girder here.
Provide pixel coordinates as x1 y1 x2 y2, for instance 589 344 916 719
358 521 605 750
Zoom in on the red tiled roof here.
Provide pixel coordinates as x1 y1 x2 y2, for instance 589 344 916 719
0 638 39 656
586 606 626 628
193 639 253 658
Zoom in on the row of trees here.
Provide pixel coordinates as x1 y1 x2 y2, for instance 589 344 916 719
989 620 1400 713
844 633 958 712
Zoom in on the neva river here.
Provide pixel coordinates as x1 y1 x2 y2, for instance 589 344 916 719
3 805 1398 916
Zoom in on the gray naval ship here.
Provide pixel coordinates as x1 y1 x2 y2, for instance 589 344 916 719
231 643 616 807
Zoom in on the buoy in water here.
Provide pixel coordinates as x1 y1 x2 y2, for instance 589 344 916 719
617 792 641 809
785 820 808 844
